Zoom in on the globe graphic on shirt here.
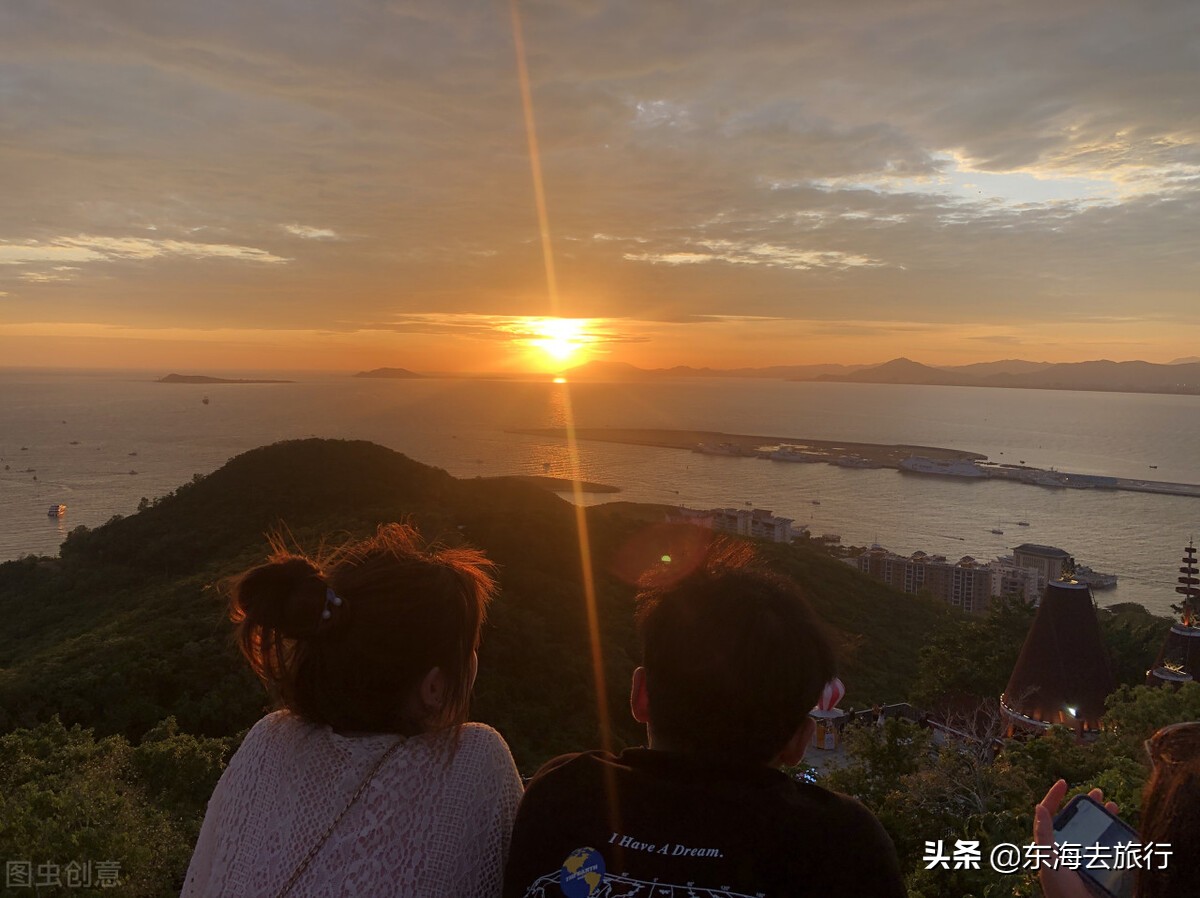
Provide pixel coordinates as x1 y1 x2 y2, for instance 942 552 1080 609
559 847 605 898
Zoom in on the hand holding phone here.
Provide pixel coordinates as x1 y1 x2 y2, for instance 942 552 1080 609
1034 779 1135 898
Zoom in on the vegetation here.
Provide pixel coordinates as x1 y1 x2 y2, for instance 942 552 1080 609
0 438 1184 896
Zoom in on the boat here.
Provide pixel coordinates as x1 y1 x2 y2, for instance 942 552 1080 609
899 456 987 478
694 442 751 457
811 499 821 505
991 528 1005 535
834 455 881 468
1150 465 1158 469
1017 520 1030 527
201 396 210 405
769 447 824 463
47 504 67 517
1072 564 1118 589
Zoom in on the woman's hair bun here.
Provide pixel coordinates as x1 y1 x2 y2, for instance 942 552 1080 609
233 556 327 640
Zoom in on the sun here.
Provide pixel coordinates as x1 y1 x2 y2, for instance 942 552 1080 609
529 318 588 363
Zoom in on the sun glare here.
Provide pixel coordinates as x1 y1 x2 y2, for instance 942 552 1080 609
527 317 590 364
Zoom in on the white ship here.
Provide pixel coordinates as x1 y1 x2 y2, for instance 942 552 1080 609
693 442 751 457
835 455 882 468
899 456 987 478
769 446 824 463
1072 565 1118 589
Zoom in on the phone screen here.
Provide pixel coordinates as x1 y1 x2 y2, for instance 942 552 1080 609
1052 796 1138 898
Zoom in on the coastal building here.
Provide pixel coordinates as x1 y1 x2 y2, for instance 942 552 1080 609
668 506 798 544
990 556 1043 603
1001 579 1114 737
852 545 993 613
1012 543 1074 588
1147 542 1200 686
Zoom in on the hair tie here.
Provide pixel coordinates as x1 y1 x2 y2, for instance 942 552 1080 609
321 586 344 621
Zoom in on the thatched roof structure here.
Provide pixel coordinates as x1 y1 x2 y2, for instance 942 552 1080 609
1001 580 1114 734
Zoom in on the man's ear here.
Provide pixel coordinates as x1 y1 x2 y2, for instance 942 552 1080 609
777 717 815 767
630 666 651 724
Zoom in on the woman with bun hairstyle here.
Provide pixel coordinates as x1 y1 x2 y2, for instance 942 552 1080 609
182 523 522 898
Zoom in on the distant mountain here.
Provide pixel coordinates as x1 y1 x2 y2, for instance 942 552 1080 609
817 357 964 386
1170 357 1200 365
564 360 651 380
984 360 1200 393
670 363 866 379
353 367 423 379
941 359 1053 377
566 361 868 381
158 373 293 384
815 357 1200 395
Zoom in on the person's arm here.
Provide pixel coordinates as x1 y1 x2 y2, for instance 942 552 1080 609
852 809 908 898
502 754 581 898
447 727 525 898
179 765 232 897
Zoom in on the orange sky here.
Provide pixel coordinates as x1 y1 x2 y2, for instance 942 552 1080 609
1 3 1198 372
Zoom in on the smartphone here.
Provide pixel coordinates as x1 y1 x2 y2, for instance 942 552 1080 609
1052 794 1138 898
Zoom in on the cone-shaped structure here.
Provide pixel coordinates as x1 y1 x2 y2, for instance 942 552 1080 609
1001 579 1115 734
1147 543 1200 686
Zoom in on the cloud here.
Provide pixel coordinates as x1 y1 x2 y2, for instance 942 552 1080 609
625 239 883 270
0 0 1195 356
282 224 339 240
0 235 288 266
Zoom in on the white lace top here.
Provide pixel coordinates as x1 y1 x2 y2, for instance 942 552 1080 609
181 712 523 898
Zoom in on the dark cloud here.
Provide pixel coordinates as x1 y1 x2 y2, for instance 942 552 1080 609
0 0 1196 341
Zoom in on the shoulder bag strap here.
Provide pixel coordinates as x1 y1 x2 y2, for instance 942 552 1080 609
274 737 406 898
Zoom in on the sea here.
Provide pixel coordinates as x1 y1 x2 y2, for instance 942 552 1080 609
3 368 1198 618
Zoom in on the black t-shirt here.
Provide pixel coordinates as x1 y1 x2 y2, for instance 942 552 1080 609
502 748 907 898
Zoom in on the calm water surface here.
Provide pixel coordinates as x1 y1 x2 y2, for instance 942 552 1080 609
3 370 1197 617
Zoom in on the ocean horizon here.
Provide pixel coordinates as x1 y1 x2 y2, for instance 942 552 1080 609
3 368 1197 619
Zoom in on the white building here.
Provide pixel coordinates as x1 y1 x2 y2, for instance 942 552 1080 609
668 506 799 544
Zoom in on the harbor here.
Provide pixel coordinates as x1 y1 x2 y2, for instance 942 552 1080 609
512 427 1200 500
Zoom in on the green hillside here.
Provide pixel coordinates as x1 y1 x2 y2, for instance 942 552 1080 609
0 438 952 766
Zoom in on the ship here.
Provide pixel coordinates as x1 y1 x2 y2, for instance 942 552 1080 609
47 504 67 517
899 456 987 478
768 446 824 463
834 455 882 468
693 442 751 457
1072 564 1118 589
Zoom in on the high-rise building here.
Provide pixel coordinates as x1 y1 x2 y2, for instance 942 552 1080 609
852 545 994 613
1012 543 1074 587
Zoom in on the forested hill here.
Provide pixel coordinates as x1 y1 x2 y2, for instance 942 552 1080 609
0 438 949 767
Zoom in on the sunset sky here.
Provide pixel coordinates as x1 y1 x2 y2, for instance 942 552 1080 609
2 1 1198 372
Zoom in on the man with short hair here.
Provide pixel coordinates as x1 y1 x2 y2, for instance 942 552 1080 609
502 539 906 897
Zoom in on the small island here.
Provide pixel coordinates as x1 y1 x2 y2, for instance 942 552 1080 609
493 475 620 494
353 368 423 379
157 373 294 384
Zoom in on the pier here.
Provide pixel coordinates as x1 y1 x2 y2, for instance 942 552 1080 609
511 427 1200 501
